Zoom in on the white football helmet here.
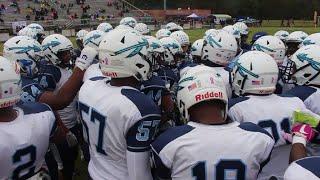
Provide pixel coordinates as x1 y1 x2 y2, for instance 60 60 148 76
134 23 150 35
202 31 238 66
144 36 165 70
18 27 29 36
42 34 73 65
170 30 190 47
99 29 151 81
0 56 21 108
27 23 44 31
204 29 220 39
251 35 286 65
119 17 137 28
222 25 241 39
233 22 249 35
287 31 308 43
165 22 180 32
76 29 89 41
274 30 289 41
282 45 320 86
177 65 228 121
155 29 171 39
3 36 43 77
97 22 113 33
231 51 279 96
302 33 320 46
159 37 183 66
24 27 45 42
83 30 105 50
191 39 204 57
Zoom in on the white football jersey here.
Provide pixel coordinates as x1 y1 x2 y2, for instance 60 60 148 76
284 156 320 180
83 63 109 83
213 67 232 98
78 78 161 180
0 102 56 180
55 67 77 129
151 121 274 180
228 94 316 179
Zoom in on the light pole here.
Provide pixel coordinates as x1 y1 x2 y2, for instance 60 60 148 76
164 0 167 11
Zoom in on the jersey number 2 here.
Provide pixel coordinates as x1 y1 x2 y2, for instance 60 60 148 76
12 145 37 179
79 102 107 155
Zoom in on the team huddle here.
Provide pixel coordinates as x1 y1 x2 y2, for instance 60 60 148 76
1 16 320 180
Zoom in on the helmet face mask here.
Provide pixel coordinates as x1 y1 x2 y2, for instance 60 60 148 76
282 45 320 86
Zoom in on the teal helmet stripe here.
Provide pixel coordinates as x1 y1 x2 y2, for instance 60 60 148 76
114 38 148 58
235 61 260 78
42 40 61 50
84 34 101 45
303 40 314 46
207 35 222 48
9 45 42 53
297 53 320 71
252 44 275 52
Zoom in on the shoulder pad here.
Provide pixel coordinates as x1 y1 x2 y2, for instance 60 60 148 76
285 86 317 101
151 125 194 153
17 102 52 115
238 122 273 139
228 96 250 109
295 157 320 178
121 89 161 116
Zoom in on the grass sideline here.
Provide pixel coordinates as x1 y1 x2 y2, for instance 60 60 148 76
1 27 320 53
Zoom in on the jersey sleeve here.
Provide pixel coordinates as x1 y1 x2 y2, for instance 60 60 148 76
228 97 250 123
21 83 44 103
122 89 161 153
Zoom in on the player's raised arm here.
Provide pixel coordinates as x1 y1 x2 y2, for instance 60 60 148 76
38 46 97 110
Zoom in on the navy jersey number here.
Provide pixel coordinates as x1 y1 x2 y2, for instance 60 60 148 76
192 160 245 180
258 118 290 143
12 145 37 179
79 102 107 155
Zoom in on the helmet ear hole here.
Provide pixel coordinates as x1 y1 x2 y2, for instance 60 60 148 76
136 63 144 68
304 73 311 78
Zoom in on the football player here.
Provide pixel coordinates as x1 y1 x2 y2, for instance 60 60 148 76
79 29 160 180
151 65 274 180
134 23 151 35
200 31 238 98
41 34 97 179
233 22 250 51
190 39 204 64
228 51 320 179
0 56 65 179
97 22 113 33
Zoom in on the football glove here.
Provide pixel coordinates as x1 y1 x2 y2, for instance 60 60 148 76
292 123 315 143
75 46 97 71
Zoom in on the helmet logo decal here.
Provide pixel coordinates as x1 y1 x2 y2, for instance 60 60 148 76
84 34 101 45
179 76 195 84
235 62 260 78
150 42 161 49
9 45 42 53
42 40 61 50
303 40 314 46
297 53 320 71
207 35 222 48
252 44 275 52
114 38 148 58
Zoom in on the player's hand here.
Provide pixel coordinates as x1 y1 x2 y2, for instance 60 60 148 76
66 131 78 147
75 46 98 71
293 110 320 128
292 123 315 142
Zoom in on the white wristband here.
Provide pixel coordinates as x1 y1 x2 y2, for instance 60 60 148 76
292 135 307 146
